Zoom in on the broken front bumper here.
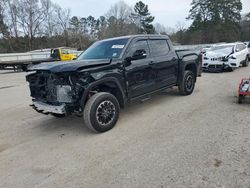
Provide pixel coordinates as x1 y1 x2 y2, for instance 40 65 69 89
32 100 66 115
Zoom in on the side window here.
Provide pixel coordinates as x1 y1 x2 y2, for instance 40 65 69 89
149 40 170 57
248 43 250 48
62 50 69 54
128 40 150 58
241 44 246 50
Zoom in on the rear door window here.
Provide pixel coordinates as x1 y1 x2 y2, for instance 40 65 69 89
241 44 246 50
149 40 170 57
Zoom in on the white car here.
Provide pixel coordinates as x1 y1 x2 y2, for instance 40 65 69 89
244 42 250 53
202 42 249 71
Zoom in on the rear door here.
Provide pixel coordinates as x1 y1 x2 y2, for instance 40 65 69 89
124 38 155 98
148 38 179 89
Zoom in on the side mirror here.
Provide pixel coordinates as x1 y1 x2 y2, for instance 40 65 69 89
132 49 147 60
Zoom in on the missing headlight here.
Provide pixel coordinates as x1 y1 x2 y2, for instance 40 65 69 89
56 85 73 103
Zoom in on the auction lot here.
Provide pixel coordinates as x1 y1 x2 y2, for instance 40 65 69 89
0 68 250 188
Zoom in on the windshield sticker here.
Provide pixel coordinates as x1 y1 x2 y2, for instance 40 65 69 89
112 45 125 49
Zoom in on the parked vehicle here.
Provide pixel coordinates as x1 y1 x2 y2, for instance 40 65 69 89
0 47 79 71
26 35 202 133
244 42 250 53
202 42 249 71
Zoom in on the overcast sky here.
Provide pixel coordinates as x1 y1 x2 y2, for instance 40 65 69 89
53 0 250 28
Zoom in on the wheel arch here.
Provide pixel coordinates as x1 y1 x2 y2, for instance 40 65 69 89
184 62 197 82
81 77 127 109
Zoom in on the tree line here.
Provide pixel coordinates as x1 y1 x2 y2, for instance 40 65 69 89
0 0 155 52
174 0 250 44
0 0 249 53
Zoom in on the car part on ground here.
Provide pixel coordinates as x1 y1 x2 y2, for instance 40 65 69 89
238 78 250 104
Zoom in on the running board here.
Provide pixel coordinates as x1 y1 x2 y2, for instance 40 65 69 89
140 96 151 103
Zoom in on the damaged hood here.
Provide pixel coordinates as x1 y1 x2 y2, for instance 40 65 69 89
29 59 111 73
206 47 233 58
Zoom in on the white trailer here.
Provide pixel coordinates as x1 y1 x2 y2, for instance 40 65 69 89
0 48 83 71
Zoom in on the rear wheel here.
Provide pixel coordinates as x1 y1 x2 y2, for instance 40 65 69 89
242 56 249 67
83 92 120 133
179 70 195 95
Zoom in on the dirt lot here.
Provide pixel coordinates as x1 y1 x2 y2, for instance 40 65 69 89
0 68 250 188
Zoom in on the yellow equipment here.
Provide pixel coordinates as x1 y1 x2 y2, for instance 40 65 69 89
50 48 77 61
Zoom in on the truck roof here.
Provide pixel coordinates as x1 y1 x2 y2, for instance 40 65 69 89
100 34 170 42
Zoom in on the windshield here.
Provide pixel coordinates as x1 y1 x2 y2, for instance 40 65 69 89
78 38 129 60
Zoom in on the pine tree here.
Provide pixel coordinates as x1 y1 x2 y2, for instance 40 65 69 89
134 1 155 34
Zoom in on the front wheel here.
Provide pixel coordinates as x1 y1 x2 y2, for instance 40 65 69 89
179 70 196 96
242 56 249 67
238 95 244 104
83 92 120 133
51 113 66 118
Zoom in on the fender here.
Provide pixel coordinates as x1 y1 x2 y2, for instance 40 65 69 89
80 77 127 107
178 56 199 85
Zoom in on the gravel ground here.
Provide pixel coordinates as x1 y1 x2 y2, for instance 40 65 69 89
0 68 250 188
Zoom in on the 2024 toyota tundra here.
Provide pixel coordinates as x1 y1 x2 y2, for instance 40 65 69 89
26 35 202 133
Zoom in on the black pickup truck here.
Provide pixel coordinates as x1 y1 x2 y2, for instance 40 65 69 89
26 35 202 132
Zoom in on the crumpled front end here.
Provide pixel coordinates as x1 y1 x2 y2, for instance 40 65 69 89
26 71 89 115
202 55 230 71
202 48 239 71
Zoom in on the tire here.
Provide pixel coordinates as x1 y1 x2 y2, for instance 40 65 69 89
21 64 28 71
242 56 249 67
179 70 196 96
51 113 66 118
238 95 244 104
83 92 120 133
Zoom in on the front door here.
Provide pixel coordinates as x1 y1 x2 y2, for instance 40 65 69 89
124 38 155 98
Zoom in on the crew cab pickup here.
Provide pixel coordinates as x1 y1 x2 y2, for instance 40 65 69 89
26 35 202 133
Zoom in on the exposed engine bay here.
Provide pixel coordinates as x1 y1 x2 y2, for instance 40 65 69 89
26 71 93 115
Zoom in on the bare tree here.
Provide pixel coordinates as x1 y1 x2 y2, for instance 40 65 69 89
154 23 175 35
54 4 71 46
106 0 132 23
0 0 8 37
5 0 19 38
102 1 138 38
41 0 58 37
16 0 46 49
